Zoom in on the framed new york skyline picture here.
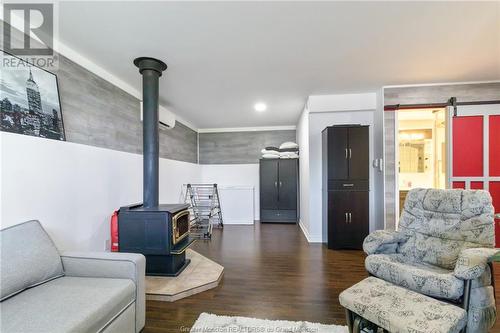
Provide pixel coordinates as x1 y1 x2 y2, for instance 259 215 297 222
0 50 65 141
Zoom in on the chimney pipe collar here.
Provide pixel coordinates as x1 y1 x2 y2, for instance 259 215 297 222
134 57 168 75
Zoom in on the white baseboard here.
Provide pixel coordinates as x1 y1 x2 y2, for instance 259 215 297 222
223 219 254 225
298 219 322 243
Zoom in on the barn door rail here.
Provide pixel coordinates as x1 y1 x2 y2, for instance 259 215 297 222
384 98 500 113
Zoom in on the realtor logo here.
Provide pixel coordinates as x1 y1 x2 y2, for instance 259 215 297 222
3 3 54 56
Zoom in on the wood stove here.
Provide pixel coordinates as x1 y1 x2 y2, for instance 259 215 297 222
118 203 193 276
118 57 194 276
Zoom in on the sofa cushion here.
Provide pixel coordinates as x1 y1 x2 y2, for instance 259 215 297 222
1 220 64 300
366 253 465 300
0 276 135 333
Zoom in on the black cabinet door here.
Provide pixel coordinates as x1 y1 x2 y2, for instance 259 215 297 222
348 127 369 180
328 190 369 249
278 159 298 210
328 191 351 249
349 191 370 248
328 127 349 180
260 160 279 210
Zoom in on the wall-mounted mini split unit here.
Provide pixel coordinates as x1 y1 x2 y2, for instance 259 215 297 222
140 102 176 129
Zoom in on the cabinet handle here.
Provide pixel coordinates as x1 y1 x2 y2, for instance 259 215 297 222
349 213 352 223
345 148 348 159
343 183 354 187
279 181 282 187
349 148 352 159
345 213 348 223
274 181 277 187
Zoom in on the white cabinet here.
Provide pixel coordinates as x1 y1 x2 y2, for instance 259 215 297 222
218 186 254 225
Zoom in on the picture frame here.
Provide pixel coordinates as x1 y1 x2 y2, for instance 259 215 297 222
0 50 65 141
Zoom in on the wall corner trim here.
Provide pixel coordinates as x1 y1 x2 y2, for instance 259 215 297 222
298 219 323 243
382 80 500 90
198 125 296 133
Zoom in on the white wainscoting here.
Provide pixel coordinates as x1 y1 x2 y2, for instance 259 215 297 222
0 132 201 251
200 164 260 220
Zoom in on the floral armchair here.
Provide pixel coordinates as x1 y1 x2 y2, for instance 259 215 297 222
363 188 498 333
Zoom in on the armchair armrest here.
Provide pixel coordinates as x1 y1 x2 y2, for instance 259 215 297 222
453 248 500 280
363 230 407 255
60 252 146 332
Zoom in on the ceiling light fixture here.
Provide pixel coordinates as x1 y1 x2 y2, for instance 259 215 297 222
254 102 267 112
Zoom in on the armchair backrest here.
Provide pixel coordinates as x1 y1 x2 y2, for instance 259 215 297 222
398 188 494 269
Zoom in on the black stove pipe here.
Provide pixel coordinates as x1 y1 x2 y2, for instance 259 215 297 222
134 57 168 208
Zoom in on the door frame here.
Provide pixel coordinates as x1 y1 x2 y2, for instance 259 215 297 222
446 104 500 190
384 97 500 231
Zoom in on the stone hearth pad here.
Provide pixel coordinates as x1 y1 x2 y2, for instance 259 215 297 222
146 249 224 302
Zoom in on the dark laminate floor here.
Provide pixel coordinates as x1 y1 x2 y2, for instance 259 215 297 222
144 223 500 332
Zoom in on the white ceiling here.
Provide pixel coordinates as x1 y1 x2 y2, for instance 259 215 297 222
58 1 500 129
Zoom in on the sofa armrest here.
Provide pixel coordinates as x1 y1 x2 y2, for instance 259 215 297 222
453 248 500 280
60 252 146 332
363 230 406 255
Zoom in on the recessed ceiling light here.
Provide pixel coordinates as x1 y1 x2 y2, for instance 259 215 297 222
254 102 267 112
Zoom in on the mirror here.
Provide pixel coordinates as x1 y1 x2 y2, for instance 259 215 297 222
398 129 432 173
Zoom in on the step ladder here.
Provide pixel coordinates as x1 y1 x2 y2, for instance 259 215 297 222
184 184 223 239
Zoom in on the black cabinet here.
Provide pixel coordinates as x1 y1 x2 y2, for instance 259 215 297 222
348 127 370 180
260 160 279 210
322 125 369 249
260 159 298 223
327 127 349 180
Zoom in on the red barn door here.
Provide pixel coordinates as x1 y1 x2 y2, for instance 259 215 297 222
448 105 500 246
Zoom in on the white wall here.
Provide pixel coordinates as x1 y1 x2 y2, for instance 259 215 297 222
200 164 260 220
297 93 383 243
309 110 375 242
1 132 201 252
307 93 377 113
296 107 312 241
374 89 386 229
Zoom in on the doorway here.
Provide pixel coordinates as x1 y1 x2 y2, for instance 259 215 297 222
396 108 446 220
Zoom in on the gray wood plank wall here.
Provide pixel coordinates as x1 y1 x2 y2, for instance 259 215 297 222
56 56 198 163
199 130 296 164
383 111 396 230
2 22 198 163
384 82 500 105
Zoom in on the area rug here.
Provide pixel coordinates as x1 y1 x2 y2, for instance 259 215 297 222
190 313 348 333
